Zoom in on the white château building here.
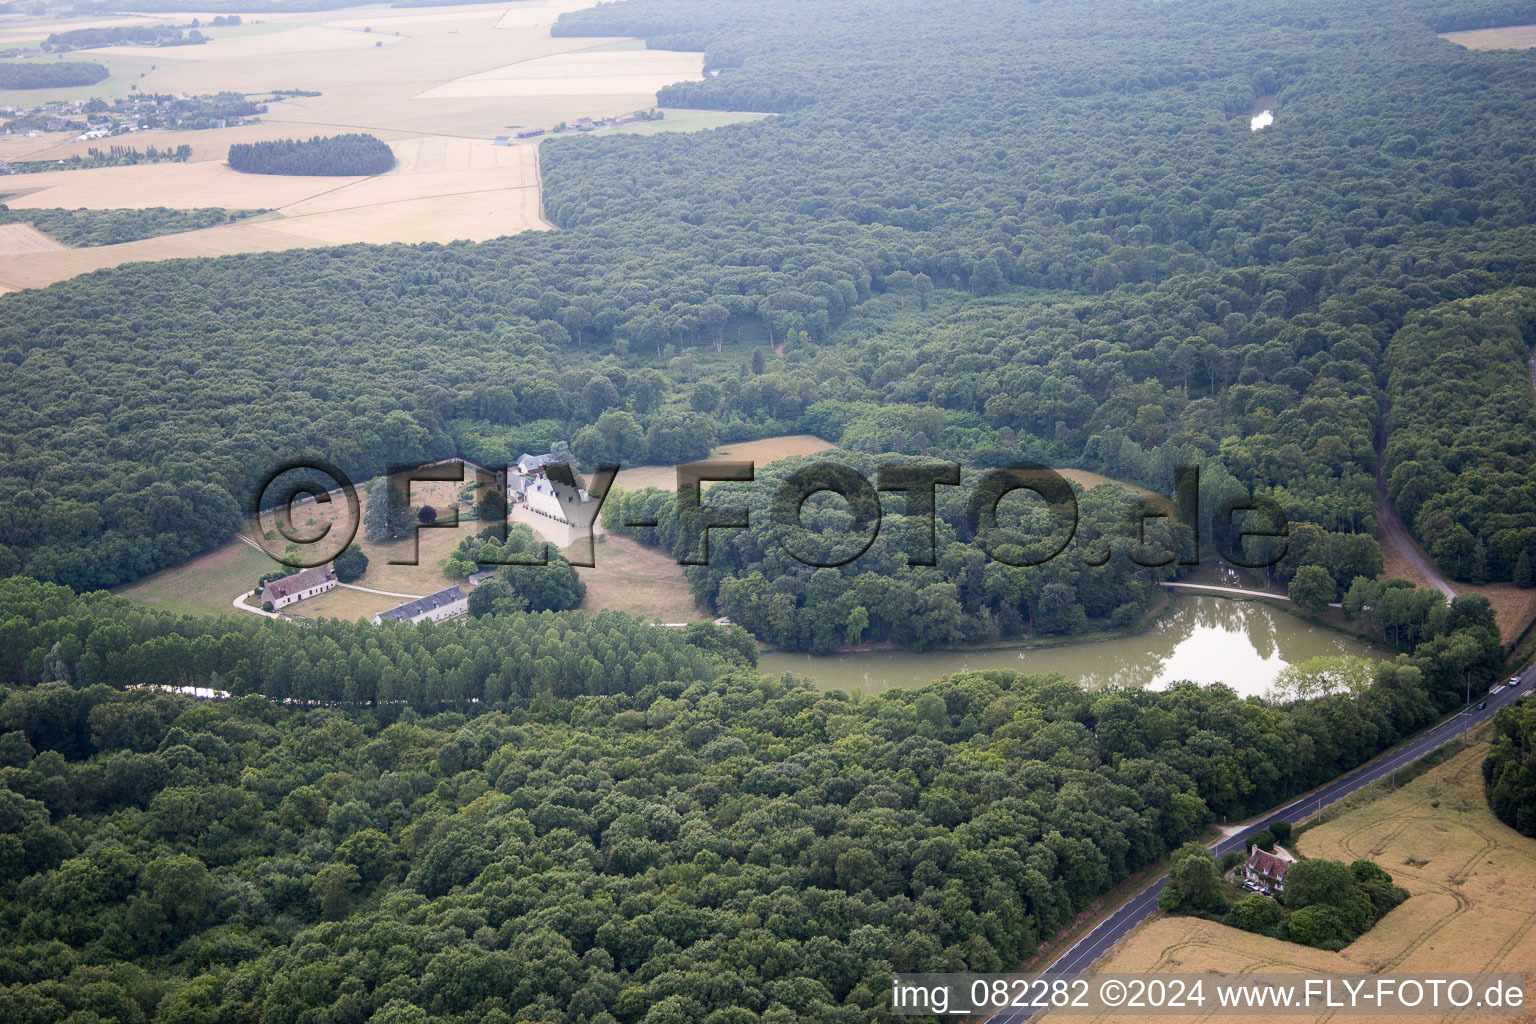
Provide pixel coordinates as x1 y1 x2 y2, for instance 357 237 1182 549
508 452 600 527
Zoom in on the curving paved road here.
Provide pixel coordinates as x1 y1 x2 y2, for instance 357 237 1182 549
986 672 1529 1023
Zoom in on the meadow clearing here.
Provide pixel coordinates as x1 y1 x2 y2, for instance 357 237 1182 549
110 441 839 625
0 0 770 290
1045 730 1536 1024
110 439 1208 626
1377 529 1536 643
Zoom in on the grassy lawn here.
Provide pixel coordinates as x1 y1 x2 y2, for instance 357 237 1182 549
576 533 701 623
115 538 273 617
288 585 395 623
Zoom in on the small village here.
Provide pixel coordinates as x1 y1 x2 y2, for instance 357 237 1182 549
0 90 269 141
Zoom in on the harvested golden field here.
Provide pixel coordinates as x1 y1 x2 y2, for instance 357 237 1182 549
0 0 714 289
421 48 704 99
0 220 306 292
0 221 64 254
0 131 77 162
1046 733 1536 1024
1441 25 1536 50
1 160 372 211
612 434 836 492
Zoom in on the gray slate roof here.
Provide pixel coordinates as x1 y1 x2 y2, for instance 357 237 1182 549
376 586 467 623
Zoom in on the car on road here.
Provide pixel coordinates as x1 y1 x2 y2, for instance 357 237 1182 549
1510 677 1522 688
1479 700 1488 710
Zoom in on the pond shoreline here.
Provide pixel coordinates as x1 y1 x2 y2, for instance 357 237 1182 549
759 592 1388 696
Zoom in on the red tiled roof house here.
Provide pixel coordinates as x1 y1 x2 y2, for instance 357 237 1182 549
260 566 337 610
1243 846 1290 892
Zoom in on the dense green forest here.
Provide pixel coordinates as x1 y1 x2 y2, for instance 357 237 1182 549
1384 289 1536 582
0 576 1460 1022
0 207 260 248
227 135 396 176
3 0 1536 600
1484 697 1536 836
0 61 108 89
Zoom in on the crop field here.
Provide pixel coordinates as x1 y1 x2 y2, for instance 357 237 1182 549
0 0 710 290
0 222 64 254
1047 733 1536 1023
1441 25 1536 50
611 434 836 491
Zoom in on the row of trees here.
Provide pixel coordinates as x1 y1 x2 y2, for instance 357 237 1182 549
43 24 193 50
0 61 108 89
1484 698 1536 837
227 134 395 176
0 206 255 248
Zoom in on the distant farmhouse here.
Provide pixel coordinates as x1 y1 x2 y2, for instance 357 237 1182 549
261 565 337 610
508 453 599 528
373 585 467 626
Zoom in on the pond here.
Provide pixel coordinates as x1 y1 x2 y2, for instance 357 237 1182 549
758 595 1382 697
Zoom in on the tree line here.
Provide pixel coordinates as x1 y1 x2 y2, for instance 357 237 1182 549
1484 696 1536 836
0 61 108 89
0 206 257 248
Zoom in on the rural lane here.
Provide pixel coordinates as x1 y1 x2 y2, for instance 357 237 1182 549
1376 406 1456 600
985 672 1530 1023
